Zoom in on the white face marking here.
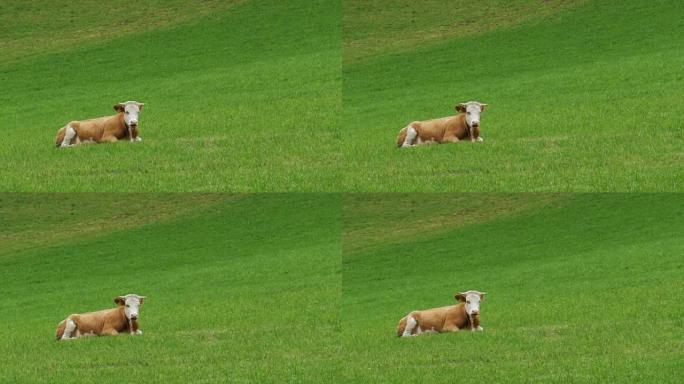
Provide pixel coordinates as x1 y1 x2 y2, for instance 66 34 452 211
123 104 141 127
463 102 483 128
461 291 485 316
123 296 142 321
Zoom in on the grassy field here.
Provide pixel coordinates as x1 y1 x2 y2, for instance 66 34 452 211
0 0 340 192
342 0 684 191
2 0 682 381
342 194 684 382
0 194 340 383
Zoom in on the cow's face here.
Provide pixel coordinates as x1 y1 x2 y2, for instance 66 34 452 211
115 294 145 321
456 101 487 129
114 101 145 128
455 291 485 316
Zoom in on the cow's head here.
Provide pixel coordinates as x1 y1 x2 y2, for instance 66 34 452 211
456 101 487 129
113 101 145 129
455 290 486 317
115 294 146 321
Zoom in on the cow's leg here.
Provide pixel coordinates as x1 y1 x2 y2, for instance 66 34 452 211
401 126 418 148
61 318 77 340
102 327 119 336
130 127 142 142
129 319 142 335
100 135 118 143
472 127 483 142
402 313 419 337
60 126 77 148
442 322 460 333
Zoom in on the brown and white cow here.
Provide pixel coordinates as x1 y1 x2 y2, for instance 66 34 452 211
396 101 487 147
55 294 146 340
396 291 486 337
55 101 145 147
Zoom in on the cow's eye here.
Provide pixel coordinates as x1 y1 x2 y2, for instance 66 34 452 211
126 304 129 307
466 300 470 304
467 112 471 115
125 111 129 114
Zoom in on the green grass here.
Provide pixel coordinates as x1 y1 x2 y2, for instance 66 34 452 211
0 0 340 192
2 193 682 382
2 1 681 192
342 0 684 191
0 194 340 383
342 194 684 382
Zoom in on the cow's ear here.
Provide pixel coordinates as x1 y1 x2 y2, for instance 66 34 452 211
137 103 145 111
480 104 487 112
138 296 146 305
113 103 125 113
114 296 125 306
479 292 486 300
455 103 466 113
455 293 466 302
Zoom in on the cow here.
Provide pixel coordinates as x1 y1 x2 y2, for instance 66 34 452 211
396 291 486 337
55 101 145 147
55 294 146 341
396 101 487 147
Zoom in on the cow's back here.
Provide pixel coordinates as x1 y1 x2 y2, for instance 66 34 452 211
72 308 119 334
71 116 106 141
414 115 469 143
73 115 125 142
413 117 449 142
413 305 455 332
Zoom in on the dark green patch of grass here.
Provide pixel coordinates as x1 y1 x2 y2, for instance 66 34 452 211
0 0 242 65
343 0 585 63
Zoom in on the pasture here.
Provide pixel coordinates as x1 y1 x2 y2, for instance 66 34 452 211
0 0 340 192
342 194 684 382
342 0 684 191
0 194 340 383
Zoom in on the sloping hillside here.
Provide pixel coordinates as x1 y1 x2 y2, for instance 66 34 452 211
342 194 683 382
0 0 340 192
342 0 684 191
0 194 340 383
